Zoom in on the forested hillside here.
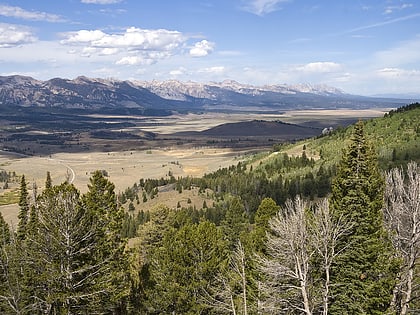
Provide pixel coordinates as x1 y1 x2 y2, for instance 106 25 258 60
0 104 419 314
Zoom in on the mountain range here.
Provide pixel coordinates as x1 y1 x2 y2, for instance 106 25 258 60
0 75 408 115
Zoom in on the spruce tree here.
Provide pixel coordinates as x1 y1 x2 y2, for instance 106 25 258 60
329 121 398 314
0 212 10 246
251 197 280 255
25 175 129 313
45 171 52 190
81 170 128 311
17 175 29 240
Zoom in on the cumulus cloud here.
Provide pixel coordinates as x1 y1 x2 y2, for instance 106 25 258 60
0 4 64 22
189 40 215 57
297 62 342 73
81 0 122 4
116 56 148 65
62 27 185 50
242 0 289 16
60 27 190 66
0 23 37 48
62 30 107 44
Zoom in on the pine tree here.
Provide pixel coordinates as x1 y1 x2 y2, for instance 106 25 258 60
81 170 128 311
222 196 248 246
0 212 10 246
17 175 29 240
147 220 228 314
329 121 398 314
251 197 280 255
45 171 52 190
22 173 129 313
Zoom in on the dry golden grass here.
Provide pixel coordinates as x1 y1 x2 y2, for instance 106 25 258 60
0 147 246 226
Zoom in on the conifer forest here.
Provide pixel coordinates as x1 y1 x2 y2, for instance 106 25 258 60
0 104 419 314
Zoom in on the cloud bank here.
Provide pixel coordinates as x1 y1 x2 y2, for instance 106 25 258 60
0 4 64 22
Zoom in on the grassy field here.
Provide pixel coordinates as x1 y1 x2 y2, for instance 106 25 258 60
0 147 249 226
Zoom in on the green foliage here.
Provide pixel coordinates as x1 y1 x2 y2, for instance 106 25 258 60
146 220 228 314
17 175 29 240
0 171 130 313
329 121 399 314
0 212 10 246
251 197 280 254
45 171 52 190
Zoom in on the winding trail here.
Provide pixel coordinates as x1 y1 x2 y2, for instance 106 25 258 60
47 157 76 184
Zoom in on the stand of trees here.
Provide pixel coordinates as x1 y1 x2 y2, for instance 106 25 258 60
0 171 129 313
0 118 419 314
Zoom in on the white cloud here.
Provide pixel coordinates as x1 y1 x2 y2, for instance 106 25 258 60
189 40 215 57
169 68 187 76
62 30 107 44
99 47 119 55
384 3 413 15
0 4 64 22
297 62 342 73
63 27 185 50
198 66 225 74
242 0 289 16
116 56 148 65
0 23 37 48
81 46 97 57
81 0 122 4
376 67 420 78
60 27 189 66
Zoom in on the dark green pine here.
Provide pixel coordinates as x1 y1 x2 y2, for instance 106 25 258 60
329 121 398 314
0 211 11 245
17 175 29 240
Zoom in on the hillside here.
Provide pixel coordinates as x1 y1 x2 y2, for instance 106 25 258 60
174 120 321 140
119 103 419 222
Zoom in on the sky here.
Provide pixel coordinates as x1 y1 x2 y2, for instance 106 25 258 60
0 0 420 96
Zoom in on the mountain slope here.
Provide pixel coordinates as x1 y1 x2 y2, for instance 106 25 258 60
0 75 408 114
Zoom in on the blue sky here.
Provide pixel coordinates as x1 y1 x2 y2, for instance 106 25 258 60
0 0 419 95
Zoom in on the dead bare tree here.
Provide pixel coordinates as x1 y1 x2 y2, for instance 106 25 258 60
309 198 352 315
201 240 250 315
259 196 314 315
259 196 352 315
385 161 420 315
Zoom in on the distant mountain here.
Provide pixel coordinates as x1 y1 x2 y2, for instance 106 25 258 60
134 79 345 101
0 75 179 116
0 75 407 115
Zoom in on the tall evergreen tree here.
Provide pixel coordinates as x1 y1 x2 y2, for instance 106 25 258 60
17 175 29 240
45 171 52 190
0 212 10 246
81 170 128 311
20 173 129 313
222 196 249 246
147 220 228 314
251 197 280 255
329 121 398 314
